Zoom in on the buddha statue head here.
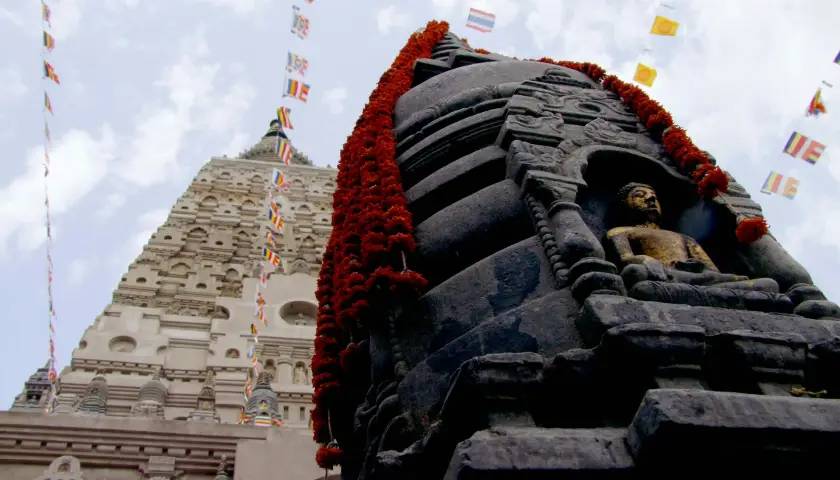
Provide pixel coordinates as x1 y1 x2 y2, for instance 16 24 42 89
613 182 662 228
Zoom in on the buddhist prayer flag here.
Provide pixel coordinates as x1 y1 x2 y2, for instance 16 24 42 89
259 270 269 287
782 176 800 199
633 63 657 87
806 88 827 116
42 1 51 26
761 171 783 194
286 52 309 76
44 61 60 84
783 131 825 164
835 50 840 65
466 8 495 33
650 15 679 36
272 168 285 188
277 106 293 129
44 92 53 114
284 78 310 102
761 171 799 199
263 247 282 267
250 323 258 336
43 31 55 51
266 229 277 248
291 6 310 39
277 138 293 164
267 208 285 230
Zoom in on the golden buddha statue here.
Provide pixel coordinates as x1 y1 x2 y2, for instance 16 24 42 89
607 183 775 291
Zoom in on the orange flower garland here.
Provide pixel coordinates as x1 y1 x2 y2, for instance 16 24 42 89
311 20 446 469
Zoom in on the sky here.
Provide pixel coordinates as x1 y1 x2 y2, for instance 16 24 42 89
1 0 839 406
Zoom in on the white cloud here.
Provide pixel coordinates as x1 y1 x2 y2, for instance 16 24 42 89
0 126 116 253
192 0 270 15
68 258 92 286
376 5 411 35
201 82 257 133
321 87 348 115
50 0 84 41
132 208 170 252
0 7 23 27
95 193 127 220
221 131 250 157
118 29 254 187
0 67 28 103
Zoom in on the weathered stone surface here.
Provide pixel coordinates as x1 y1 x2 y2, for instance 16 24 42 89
444 427 634 479
415 180 533 286
628 389 840 469
406 146 507 223
396 61 593 125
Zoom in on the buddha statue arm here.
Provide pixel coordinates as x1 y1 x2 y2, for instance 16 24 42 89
685 236 719 272
607 229 659 266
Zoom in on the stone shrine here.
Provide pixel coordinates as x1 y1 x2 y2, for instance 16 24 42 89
314 27 840 479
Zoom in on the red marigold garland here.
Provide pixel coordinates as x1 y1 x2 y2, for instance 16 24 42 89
735 216 769 244
311 20 445 468
536 57 768 244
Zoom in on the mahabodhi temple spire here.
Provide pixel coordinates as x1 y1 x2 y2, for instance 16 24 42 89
312 22 840 478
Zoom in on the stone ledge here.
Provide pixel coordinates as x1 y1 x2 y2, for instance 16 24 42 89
628 389 840 469
444 427 634 479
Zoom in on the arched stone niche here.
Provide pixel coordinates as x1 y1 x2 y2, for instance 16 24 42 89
279 300 317 326
109 336 137 353
569 145 810 288
35 455 84 480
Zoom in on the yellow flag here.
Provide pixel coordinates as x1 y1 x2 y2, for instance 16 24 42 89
634 63 657 87
650 15 679 36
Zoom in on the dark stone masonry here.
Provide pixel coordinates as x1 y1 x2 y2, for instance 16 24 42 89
343 32 840 479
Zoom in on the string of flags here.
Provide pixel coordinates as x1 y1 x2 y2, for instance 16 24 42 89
40 0 60 409
632 9 680 88
274 2 316 166
243 0 316 420
626 6 833 202
761 50 838 200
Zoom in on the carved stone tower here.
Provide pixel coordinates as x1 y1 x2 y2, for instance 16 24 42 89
315 27 840 478
51 120 335 427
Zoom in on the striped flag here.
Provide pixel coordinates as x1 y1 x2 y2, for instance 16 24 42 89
44 92 53 114
44 61 60 84
291 5 310 39
277 138 293 164
284 78 310 102
761 171 799 199
263 247 282 267
783 131 825 164
271 168 285 188
267 208 285 230
782 176 800 199
466 8 495 33
43 31 55 51
277 106 293 129
835 50 840 65
286 52 309 76
42 1 51 26
266 229 277 248
760 171 783 194
806 88 827 116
